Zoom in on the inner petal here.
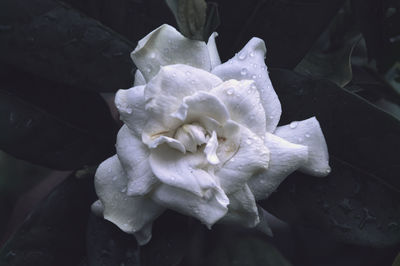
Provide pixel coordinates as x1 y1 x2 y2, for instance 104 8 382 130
204 131 220 165
174 123 207 153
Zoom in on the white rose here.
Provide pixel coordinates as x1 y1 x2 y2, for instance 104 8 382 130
92 24 330 245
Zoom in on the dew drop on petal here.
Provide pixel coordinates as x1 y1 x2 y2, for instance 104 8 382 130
238 51 247 60
240 68 248 76
297 137 303 143
269 115 274 120
246 139 252 145
249 51 255 57
226 88 234 95
252 75 257 79
305 133 311 138
149 52 156 59
289 121 298 129
120 187 127 193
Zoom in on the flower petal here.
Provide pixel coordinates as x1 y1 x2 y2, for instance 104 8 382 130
247 133 308 200
115 85 147 137
151 183 229 228
210 79 267 138
131 24 212 82
207 32 221 69
204 131 220 165
221 184 260 228
142 64 222 147
149 143 220 197
115 125 158 196
274 117 331 176
171 91 230 124
134 69 146 86
211 38 281 132
215 126 269 194
94 155 164 236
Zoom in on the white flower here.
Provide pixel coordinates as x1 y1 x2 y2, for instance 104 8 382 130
92 24 330 245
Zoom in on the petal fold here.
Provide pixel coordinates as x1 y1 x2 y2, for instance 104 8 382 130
149 144 220 197
142 64 222 146
207 32 221 69
212 38 281 132
151 183 229 228
274 117 330 176
134 69 146 86
247 133 308 200
115 125 158 196
131 24 212 82
210 79 267 138
115 86 147 138
216 126 269 194
221 184 260 228
94 155 164 236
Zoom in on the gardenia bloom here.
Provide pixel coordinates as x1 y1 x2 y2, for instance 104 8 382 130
92 24 330 245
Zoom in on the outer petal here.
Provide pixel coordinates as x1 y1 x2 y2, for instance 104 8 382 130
207 32 221 69
131 24 212 82
212 38 281 132
149 143 220 197
274 117 331 176
215 126 269 194
142 64 222 147
221 184 260 228
210 79 267 138
94 155 164 239
115 125 158 196
134 69 146 86
151 183 229 228
115 85 147 137
247 133 308 200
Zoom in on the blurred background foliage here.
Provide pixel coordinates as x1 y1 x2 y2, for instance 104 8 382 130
1 0 400 265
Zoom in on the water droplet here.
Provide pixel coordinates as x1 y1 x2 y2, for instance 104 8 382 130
325 168 331 174
305 133 310 138
190 80 196 85
251 74 257 79
247 89 252 94
269 115 274 120
261 66 267 71
120 187 127 193
260 179 265 184
297 137 303 143
145 67 151 73
238 51 247 60
246 139 252 145
149 52 156 59
249 51 255 57
289 121 298 129
226 88 234 95
240 68 248 76
258 74 262 78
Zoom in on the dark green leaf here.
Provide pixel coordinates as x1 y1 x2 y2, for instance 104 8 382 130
140 211 193 266
261 69 400 246
0 174 95 266
203 2 220 41
214 0 345 68
200 227 292 266
0 0 135 92
0 65 117 169
86 214 140 266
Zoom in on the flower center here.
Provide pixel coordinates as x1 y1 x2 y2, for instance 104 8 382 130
174 123 220 165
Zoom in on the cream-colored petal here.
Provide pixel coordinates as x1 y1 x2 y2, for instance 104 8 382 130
131 24 212 82
94 155 164 236
212 38 281 132
171 91 230 124
210 79 267 138
115 125 158 196
115 85 148 138
274 117 330 176
204 131 220 165
149 144 219 197
151 183 229 228
134 69 146 86
215 126 269 194
220 184 260 228
207 32 221 69
142 64 222 147
247 133 308 200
